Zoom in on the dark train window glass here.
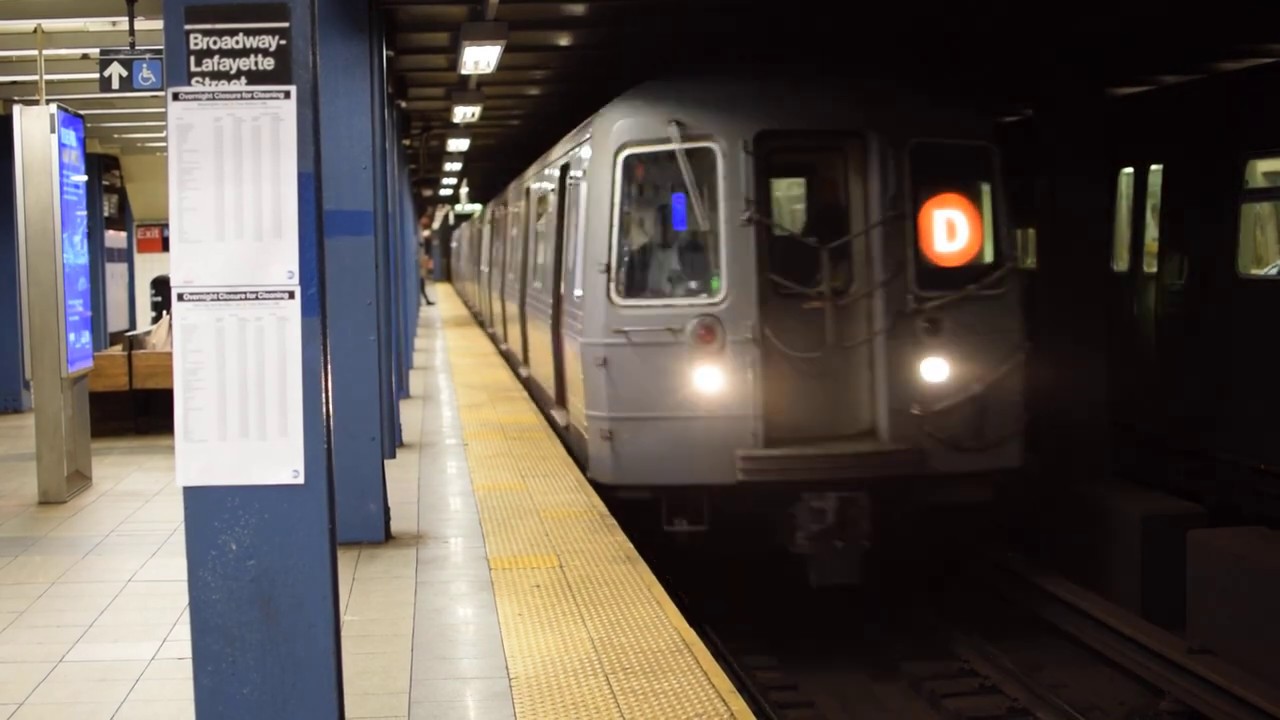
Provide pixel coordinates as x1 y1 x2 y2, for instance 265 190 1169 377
1112 167 1135 272
613 144 721 301
1016 227 1037 269
1243 157 1280 189
759 148 854 295
1237 200 1280 276
908 141 1001 291
1142 164 1163 275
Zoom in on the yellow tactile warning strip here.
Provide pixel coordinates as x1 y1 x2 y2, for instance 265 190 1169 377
438 286 755 720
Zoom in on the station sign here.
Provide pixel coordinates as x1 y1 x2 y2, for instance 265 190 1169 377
184 3 293 87
916 191 984 268
98 48 165 94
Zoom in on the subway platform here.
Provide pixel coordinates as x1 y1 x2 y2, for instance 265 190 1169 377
0 286 750 719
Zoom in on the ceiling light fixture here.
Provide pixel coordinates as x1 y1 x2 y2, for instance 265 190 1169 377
450 89 484 124
457 22 507 75
445 132 470 153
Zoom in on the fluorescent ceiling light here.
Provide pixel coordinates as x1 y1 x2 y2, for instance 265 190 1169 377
457 22 507 75
0 18 164 34
80 107 166 115
442 154 463 173
0 73 100 83
454 202 483 214
15 91 164 101
113 132 165 139
450 90 484 124
140 141 166 147
0 48 107 59
92 120 166 127
438 187 455 197
445 134 470 153
440 177 459 186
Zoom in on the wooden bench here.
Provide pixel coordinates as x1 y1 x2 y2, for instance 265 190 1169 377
87 330 173 435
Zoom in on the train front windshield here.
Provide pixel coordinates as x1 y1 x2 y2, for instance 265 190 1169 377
909 141 1003 291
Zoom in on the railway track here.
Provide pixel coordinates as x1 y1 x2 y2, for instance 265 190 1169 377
632 520 1280 719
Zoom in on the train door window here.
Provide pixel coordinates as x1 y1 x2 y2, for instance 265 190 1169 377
529 176 556 290
769 177 808 234
908 141 1001 291
759 146 855 295
1142 164 1163 274
1236 156 1280 277
1111 167 1135 272
562 159 583 301
1015 227 1037 269
612 142 722 303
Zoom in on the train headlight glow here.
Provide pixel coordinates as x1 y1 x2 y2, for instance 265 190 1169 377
691 363 726 395
919 356 951 384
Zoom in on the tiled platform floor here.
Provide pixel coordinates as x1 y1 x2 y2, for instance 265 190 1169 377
0 305 493 719
0 286 749 719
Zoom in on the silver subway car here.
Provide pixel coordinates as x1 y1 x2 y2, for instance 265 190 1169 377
452 76 1024 571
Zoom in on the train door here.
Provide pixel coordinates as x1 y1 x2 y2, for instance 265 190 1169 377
489 207 507 343
516 193 531 367
479 214 493 329
559 148 590 434
548 159 575 415
1106 162 1163 441
754 133 874 446
504 201 526 361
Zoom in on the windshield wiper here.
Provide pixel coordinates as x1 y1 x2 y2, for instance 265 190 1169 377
667 120 709 232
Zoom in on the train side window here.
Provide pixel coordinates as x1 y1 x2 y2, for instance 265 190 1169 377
1111 167 1134 272
1236 157 1280 277
1142 164 1163 274
612 142 722 302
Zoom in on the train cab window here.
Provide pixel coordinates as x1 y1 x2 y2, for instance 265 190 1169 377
612 143 721 302
1237 156 1280 277
908 141 1001 291
1112 167 1135 272
1142 164 1163 275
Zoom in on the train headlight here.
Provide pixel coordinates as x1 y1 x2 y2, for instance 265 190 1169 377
919 355 951 384
691 363 727 395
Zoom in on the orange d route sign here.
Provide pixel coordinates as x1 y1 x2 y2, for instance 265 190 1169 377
917 192 983 267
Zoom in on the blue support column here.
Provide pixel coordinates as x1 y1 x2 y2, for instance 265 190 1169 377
398 160 418 386
316 0 389 543
0 114 28 413
123 191 137 330
86 154 108 350
163 1 345 717
370 9 398 461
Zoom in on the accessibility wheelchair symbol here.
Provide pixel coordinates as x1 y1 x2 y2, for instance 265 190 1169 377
132 59 163 90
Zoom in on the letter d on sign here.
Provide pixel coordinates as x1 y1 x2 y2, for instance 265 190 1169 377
917 192 983 268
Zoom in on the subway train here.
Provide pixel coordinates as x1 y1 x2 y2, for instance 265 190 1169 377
450 76 1026 579
1052 62 1280 520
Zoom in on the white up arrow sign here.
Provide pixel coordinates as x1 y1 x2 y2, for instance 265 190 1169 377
102 61 129 90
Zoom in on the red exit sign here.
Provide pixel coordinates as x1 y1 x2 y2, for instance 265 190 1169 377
136 223 169 253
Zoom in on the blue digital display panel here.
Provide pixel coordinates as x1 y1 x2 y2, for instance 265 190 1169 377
56 106 93 376
671 191 688 232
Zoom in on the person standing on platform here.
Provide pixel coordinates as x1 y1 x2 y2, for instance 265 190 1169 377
419 233 436 306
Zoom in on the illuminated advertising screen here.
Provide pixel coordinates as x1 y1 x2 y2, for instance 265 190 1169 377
56 106 93 376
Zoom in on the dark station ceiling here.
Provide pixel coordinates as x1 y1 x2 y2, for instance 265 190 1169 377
381 0 1280 207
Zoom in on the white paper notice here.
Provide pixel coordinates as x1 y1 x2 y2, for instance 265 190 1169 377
172 287 305 487
166 86 299 288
